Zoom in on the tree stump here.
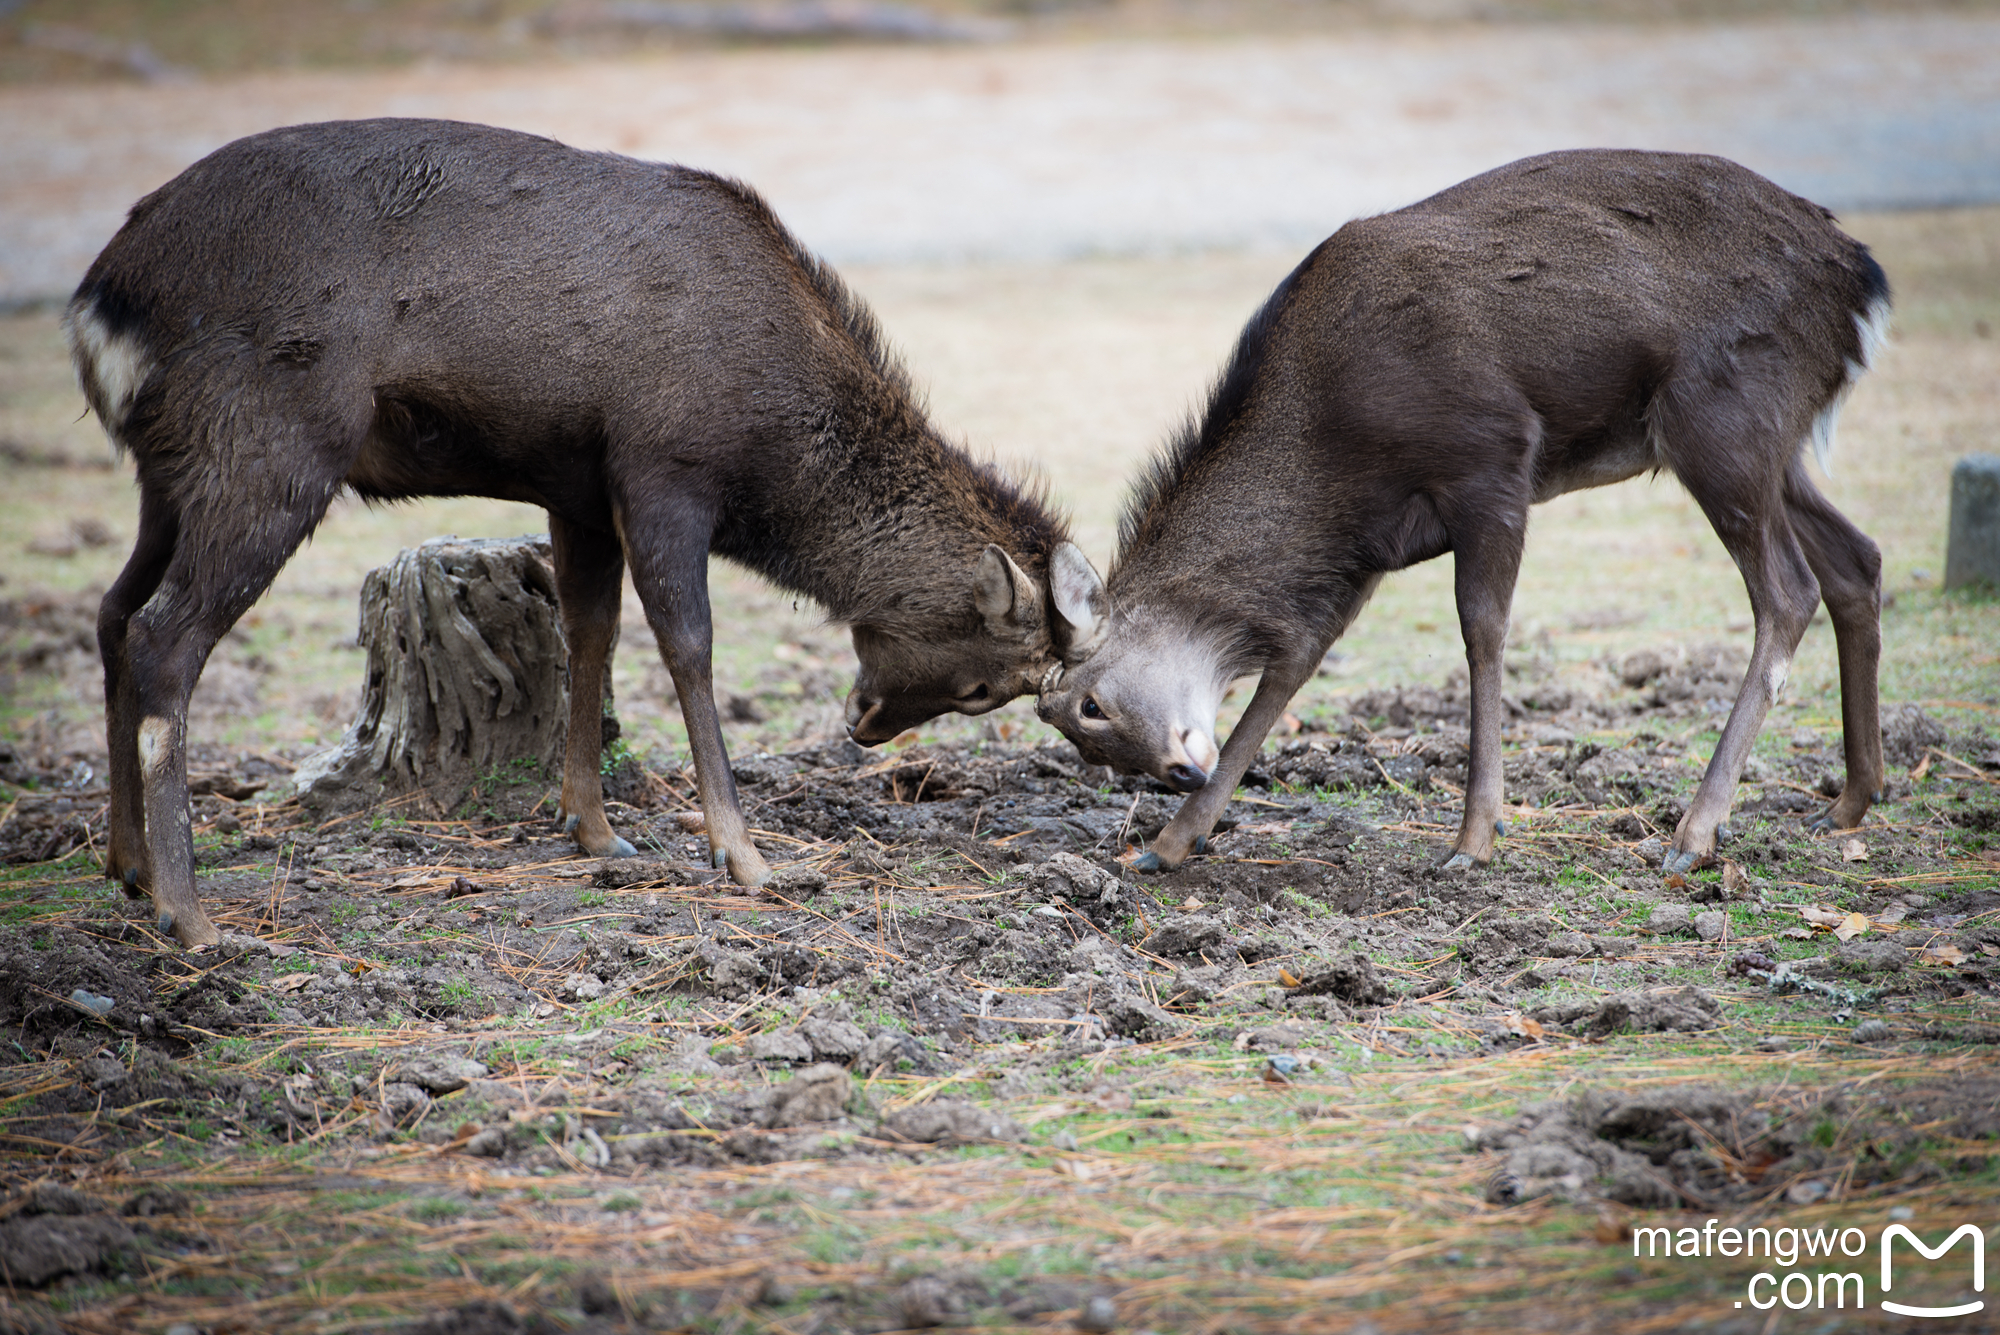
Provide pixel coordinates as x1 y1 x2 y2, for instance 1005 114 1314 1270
292 536 614 819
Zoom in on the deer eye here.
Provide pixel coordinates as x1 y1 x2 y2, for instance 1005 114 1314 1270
1081 697 1105 720
958 683 991 702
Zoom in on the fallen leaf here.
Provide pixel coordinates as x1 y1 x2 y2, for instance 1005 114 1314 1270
1240 822 1293 835
1664 872 1688 891
1504 1015 1545 1041
1910 754 1932 781
1800 906 1848 929
1180 896 1205 911
1276 968 1303 989
1780 927 1813 940
1832 913 1870 942
1874 905 1908 925
1054 1157 1107 1181
1262 1066 1292 1086
1840 837 1869 863
268 973 313 993
1919 944 1967 966
1721 860 1754 896
437 1123 479 1154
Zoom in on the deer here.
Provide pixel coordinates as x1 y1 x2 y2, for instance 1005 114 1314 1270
68 117 1086 948
1034 149 1891 878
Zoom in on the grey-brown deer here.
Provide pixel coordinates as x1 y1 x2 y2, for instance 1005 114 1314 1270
70 118 1082 948
1036 149 1890 876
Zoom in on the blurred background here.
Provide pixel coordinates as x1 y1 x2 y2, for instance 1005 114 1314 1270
2 0 1996 769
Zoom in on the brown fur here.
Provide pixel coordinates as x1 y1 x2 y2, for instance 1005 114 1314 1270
1039 149 1890 875
69 118 1072 946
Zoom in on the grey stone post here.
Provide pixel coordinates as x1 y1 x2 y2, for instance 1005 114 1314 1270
1945 454 2000 590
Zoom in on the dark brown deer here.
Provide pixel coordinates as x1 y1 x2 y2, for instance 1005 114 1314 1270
69 117 1081 948
1036 149 1890 876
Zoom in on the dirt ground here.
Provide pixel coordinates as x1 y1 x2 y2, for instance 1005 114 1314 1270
5 4 2000 1333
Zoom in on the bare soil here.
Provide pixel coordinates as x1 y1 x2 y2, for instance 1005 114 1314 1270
1 616 1997 1331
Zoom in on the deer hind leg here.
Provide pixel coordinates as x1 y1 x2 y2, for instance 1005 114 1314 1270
99 484 178 897
548 515 635 858
1662 448 1821 875
1784 462 1885 831
622 516 770 888
126 481 338 947
1443 510 1529 870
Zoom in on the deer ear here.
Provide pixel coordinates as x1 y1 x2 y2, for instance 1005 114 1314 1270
973 544 1038 636
1050 541 1107 655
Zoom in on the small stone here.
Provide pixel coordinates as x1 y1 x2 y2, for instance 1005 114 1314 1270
1786 1178 1831 1206
746 1028 814 1063
1647 903 1694 936
465 1127 507 1157
761 1065 852 1127
1693 911 1727 942
398 1055 489 1095
69 989 114 1017
1853 1019 1894 1043
1077 1294 1119 1332
1757 1035 1789 1052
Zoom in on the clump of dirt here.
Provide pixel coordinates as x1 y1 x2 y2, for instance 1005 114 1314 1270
1470 1078 2000 1209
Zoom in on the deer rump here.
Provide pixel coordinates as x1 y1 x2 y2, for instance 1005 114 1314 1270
69 118 1073 947
1037 148 1891 876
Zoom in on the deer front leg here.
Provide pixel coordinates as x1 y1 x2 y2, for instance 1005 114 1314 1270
1443 515 1525 871
549 515 636 859
1135 664 1313 873
627 532 770 888
137 709 217 947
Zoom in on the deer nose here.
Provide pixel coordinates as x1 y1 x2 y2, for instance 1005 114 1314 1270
845 693 892 746
1165 763 1208 792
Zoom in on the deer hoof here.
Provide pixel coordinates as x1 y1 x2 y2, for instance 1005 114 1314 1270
1716 822 1734 844
605 834 638 858
712 847 730 869
1493 819 1508 838
1193 835 1208 855
156 910 175 936
1130 851 1166 873
562 813 580 836
1806 812 1834 833
1441 852 1477 873
1662 847 1703 875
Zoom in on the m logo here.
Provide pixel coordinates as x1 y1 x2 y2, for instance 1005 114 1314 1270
1881 1224 1985 1319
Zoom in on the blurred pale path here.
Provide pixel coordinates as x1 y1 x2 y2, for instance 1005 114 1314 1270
4 13 1998 303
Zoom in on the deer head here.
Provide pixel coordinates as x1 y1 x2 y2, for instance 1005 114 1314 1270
1032 548 1225 793
845 542 1090 744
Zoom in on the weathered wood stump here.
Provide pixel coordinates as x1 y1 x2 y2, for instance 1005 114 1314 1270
1945 453 2000 591
293 535 614 819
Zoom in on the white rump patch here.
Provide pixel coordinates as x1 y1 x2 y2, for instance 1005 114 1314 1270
1808 295 1893 478
62 302 154 445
